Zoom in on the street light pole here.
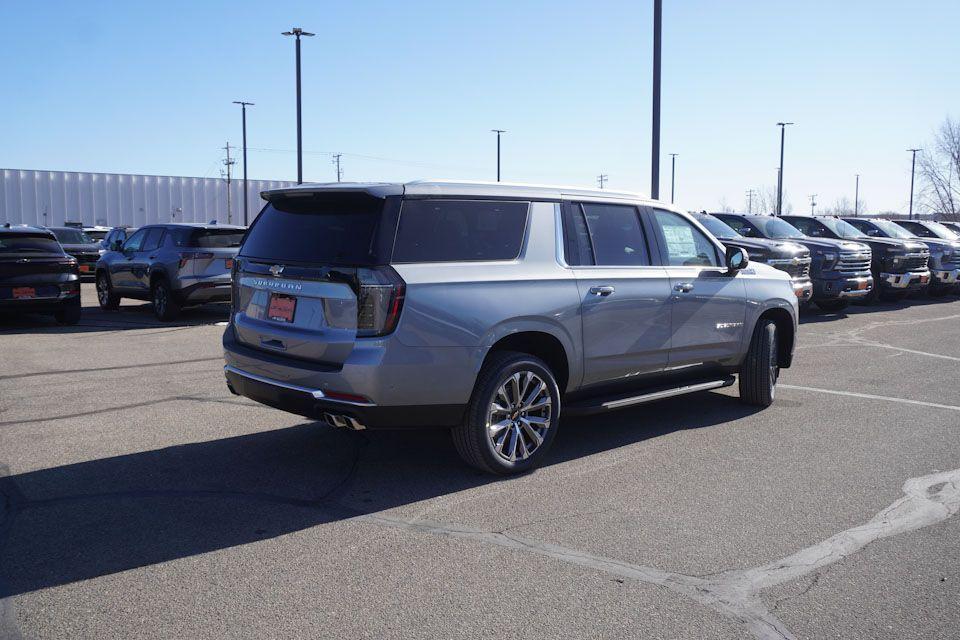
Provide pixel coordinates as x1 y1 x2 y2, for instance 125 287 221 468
491 129 505 181
232 101 254 226
854 173 860 217
907 148 921 220
282 27 315 184
651 0 662 200
776 122 794 216
669 153 678 203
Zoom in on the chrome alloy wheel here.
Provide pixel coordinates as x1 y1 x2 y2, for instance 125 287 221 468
486 371 553 462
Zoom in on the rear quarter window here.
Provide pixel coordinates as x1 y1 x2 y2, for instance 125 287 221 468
392 199 529 263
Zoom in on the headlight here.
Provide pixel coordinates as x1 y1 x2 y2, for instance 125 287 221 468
821 252 837 269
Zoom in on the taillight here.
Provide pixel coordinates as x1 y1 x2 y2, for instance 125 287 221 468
178 252 215 269
356 266 405 337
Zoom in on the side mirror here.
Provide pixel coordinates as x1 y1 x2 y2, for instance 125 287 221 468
726 246 749 272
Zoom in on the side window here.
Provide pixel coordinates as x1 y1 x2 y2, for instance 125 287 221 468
721 216 754 237
123 229 147 252
392 199 529 263
560 203 595 266
899 221 933 237
788 218 819 237
579 203 649 266
847 220 877 236
651 210 721 267
141 228 165 252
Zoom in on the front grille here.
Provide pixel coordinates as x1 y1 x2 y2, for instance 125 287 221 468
900 254 929 272
837 251 871 274
767 256 811 279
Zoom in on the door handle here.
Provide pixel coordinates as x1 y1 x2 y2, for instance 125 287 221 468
673 282 694 293
588 285 615 297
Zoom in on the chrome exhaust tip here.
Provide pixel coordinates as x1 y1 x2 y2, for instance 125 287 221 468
322 412 366 431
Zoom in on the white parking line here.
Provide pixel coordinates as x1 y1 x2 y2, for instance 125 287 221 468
779 384 960 412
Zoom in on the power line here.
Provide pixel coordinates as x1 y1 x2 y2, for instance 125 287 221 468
332 153 343 182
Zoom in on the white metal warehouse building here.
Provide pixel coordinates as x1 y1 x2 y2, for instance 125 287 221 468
0 168 295 228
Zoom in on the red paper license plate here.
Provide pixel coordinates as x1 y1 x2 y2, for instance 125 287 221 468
857 280 868 290
12 287 36 299
225 259 234 269
267 293 297 323
79 264 90 273
920 275 929 284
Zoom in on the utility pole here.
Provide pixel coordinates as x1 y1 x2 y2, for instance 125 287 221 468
332 153 343 182
854 174 860 217
597 174 608 189
907 148 922 220
491 129 505 181
776 122 794 216
669 153 678 203
222 142 236 224
746 189 755 214
232 101 254 226
808 194 817 216
651 0 662 200
282 27 315 184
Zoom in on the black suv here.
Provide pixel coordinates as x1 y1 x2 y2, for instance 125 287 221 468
783 215 930 302
713 213 873 312
0 225 81 324
46 226 101 278
695 213 813 303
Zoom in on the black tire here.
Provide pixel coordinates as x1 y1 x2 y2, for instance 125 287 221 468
815 298 848 313
452 351 561 476
96 271 120 310
739 319 778 407
54 299 81 325
152 277 181 321
859 270 882 304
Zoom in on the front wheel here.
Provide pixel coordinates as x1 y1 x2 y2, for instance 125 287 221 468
452 351 560 475
739 319 778 407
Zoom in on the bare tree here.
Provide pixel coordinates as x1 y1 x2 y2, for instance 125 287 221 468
822 196 862 217
918 117 960 220
751 186 792 215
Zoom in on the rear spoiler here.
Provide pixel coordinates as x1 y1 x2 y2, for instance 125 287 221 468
261 183 404 202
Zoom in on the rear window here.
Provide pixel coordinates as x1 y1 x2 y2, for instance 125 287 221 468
241 194 387 265
171 227 245 248
0 235 63 254
50 228 93 244
392 199 528 263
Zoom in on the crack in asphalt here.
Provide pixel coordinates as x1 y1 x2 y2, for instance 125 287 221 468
361 468 960 640
0 357 223 381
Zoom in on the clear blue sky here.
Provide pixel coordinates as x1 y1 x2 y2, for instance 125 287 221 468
2 0 957 214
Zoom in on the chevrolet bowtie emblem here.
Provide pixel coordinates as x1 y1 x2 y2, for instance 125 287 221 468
269 264 285 276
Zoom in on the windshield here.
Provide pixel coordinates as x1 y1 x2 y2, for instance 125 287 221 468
819 217 868 239
921 221 960 239
870 219 916 239
85 230 108 241
50 228 93 244
0 235 64 253
753 217 803 239
696 215 740 239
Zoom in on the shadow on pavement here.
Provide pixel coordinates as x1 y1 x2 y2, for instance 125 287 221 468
0 392 760 598
0 302 230 334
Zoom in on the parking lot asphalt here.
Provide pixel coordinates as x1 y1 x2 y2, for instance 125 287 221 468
1 285 958 640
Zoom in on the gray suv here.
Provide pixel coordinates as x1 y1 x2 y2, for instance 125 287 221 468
223 182 798 474
96 222 245 320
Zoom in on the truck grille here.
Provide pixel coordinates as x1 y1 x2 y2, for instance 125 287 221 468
900 253 929 272
767 256 811 279
837 251 871 274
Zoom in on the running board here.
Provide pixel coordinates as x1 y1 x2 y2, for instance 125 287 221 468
564 375 736 416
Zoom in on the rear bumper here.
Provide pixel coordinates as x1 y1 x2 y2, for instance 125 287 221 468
222 323 474 428
177 280 232 304
224 364 464 429
813 274 873 300
880 270 930 290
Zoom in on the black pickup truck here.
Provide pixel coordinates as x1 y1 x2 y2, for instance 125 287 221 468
0 225 82 324
695 213 813 303
783 216 930 302
713 213 873 312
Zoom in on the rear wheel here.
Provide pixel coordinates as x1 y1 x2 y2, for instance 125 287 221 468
739 319 778 407
452 351 560 475
96 271 120 310
815 299 848 313
152 278 181 321
54 299 81 325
